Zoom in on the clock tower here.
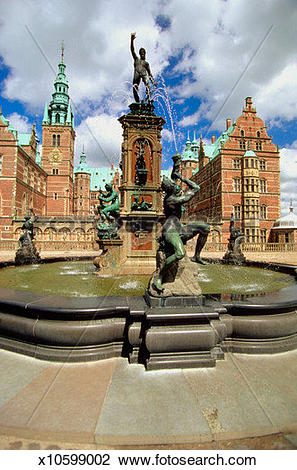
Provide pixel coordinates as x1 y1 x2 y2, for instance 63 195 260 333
41 44 75 216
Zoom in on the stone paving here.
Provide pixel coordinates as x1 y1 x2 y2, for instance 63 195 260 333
0 249 296 450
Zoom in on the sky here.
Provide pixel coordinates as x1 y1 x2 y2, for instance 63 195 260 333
0 0 297 214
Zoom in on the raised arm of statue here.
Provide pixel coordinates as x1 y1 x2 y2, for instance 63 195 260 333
130 32 137 61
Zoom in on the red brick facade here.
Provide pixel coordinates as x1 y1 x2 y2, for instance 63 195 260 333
184 98 281 243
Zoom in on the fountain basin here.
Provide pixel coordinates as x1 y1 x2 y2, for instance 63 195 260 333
0 257 296 368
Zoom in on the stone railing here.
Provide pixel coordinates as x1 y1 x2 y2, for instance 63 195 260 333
0 239 296 253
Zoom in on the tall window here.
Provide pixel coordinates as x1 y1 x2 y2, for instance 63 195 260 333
260 205 267 219
285 232 290 243
57 134 61 146
241 130 245 137
260 229 266 243
233 158 241 169
257 131 261 138
52 134 56 146
245 199 250 218
259 159 266 170
233 178 241 192
260 179 267 193
256 141 262 151
54 192 58 200
55 113 60 123
233 205 241 219
240 140 246 150
246 228 250 242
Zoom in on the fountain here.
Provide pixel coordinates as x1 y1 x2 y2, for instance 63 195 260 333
0 33 297 370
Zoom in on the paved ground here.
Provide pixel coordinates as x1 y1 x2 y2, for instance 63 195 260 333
0 249 296 450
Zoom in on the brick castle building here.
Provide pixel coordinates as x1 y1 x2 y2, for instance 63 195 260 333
180 97 281 244
0 49 281 249
0 49 119 249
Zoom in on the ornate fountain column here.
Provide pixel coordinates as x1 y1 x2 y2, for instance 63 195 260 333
118 102 166 268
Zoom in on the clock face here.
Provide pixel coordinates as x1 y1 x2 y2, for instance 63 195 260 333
49 148 63 163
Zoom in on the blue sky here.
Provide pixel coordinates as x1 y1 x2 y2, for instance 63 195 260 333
0 0 297 213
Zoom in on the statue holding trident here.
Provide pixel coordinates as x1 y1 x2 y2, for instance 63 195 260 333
130 32 157 102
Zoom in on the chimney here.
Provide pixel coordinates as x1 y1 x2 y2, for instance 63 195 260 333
211 135 216 144
226 119 231 130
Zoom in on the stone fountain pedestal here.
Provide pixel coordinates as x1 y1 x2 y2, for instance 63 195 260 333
93 238 124 274
15 239 41 266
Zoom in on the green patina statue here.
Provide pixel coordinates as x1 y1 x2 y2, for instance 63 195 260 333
152 173 210 293
96 183 121 239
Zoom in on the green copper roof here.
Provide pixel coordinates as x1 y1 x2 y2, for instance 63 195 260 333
18 133 32 146
244 149 257 157
44 46 74 127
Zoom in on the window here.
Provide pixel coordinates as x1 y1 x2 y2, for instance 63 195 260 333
257 131 261 138
233 178 241 192
260 179 267 193
245 159 249 168
241 130 245 137
240 140 246 150
233 205 241 219
54 193 58 200
256 141 262 151
285 232 290 243
57 134 61 146
245 199 250 218
259 159 266 170
260 229 267 243
246 228 250 242
52 134 56 146
260 205 267 219
53 169 59 175
233 158 241 169
250 199 258 219
55 113 60 123
0 155 2 176
250 179 255 192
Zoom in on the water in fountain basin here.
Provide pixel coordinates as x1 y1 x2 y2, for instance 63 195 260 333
0 260 294 298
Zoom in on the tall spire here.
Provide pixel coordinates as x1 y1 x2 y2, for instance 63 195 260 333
44 45 73 126
61 40 65 63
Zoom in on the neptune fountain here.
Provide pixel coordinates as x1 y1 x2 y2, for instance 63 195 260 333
0 34 296 370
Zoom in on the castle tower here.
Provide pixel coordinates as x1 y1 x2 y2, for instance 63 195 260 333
41 44 75 216
118 102 165 261
74 148 91 217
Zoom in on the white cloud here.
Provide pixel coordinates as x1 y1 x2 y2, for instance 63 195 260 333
279 147 297 213
6 112 32 133
75 113 123 168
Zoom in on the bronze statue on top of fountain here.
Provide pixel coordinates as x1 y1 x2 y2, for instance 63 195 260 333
129 32 157 116
222 213 246 265
15 209 41 265
96 183 122 239
147 164 210 297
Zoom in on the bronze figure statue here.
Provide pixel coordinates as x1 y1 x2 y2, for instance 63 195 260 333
96 183 121 239
130 32 157 102
152 173 210 293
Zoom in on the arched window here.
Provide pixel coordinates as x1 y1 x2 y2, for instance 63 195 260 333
52 134 56 146
57 134 61 146
241 130 245 137
55 113 60 123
